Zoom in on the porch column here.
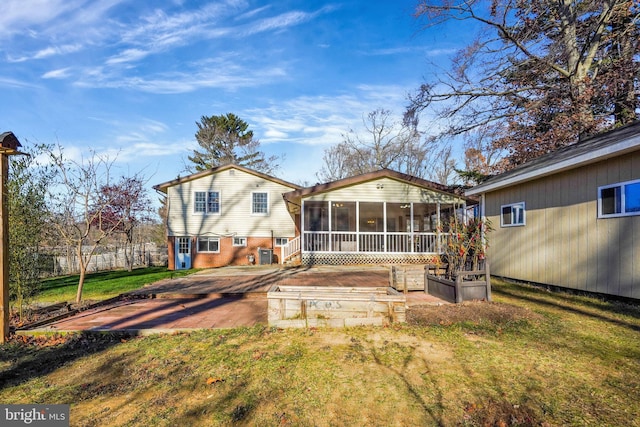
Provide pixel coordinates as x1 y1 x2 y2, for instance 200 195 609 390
300 200 305 255
410 203 414 253
383 202 387 253
436 203 441 254
328 201 332 252
355 201 360 252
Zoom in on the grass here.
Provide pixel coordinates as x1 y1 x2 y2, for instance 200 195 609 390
1 278 640 426
35 267 197 303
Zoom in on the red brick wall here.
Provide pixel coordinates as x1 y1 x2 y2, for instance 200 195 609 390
167 236 291 270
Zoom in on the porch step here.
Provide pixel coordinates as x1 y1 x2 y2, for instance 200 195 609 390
283 253 302 266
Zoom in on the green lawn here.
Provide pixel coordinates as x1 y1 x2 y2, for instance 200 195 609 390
36 267 196 303
2 278 640 426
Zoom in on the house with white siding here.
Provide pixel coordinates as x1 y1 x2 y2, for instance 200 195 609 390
154 164 301 269
155 165 469 270
466 121 640 299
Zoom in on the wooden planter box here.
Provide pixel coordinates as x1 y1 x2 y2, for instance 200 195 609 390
425 268 492 304
390 264 448 292
267 285 406 328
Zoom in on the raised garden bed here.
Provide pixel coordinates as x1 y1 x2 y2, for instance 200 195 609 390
425 268 492 304
267 285 406 328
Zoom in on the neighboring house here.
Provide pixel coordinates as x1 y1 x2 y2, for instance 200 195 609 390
282 169 469 265
155 165 470 269
154 164 301 270
467 121 640 299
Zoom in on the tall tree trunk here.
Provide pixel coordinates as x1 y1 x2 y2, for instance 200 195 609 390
611 2 637 125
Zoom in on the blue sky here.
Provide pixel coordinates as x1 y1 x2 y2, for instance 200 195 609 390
0 0 471 190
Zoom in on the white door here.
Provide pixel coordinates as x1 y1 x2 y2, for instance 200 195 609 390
175 237 191 269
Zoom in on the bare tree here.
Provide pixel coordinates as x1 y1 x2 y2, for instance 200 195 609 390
96 175 153 272
317 109 440 181
433 145 458 185
46 147 125 303
408 0 639 171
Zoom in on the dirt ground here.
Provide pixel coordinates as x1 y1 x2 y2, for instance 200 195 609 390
407 300 542 326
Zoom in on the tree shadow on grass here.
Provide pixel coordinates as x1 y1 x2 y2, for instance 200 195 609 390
0 332 131 391
494 283 640 333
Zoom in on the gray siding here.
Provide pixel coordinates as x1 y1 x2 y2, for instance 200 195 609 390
485 151 640 299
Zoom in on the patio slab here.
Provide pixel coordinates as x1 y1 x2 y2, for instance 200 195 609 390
37 296 267 332
22 266 447 333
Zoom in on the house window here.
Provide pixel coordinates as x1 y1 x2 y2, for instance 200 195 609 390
252 192 268 215
233 237 247 247
275 237 289 246
197 237 219 253
599 179 640 218
194 191 220 214
501 202 525 227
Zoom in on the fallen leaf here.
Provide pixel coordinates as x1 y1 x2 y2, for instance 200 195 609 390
206 377 225 385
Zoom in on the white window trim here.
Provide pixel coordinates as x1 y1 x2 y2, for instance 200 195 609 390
193 190 221 215
598 178 640 218
500 202 526 227
251 191 269 216
233 236 247 247
197 236 220 253
275 237 289 247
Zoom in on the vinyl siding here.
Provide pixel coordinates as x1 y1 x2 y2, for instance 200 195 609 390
166 168 297 238
485 150 640 299
303 177 463 205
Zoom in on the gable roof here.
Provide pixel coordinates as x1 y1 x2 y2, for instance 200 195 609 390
283 168 467 202
466 121 640 196
153 163 302 193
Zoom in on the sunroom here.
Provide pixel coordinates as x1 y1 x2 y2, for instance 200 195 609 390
282 169 469 265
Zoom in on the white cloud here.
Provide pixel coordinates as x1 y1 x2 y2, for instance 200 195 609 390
8 43 84 62
106 48 150 65
0 0 81 39
75 61 287 93
362 46 457 57
235 5 271 21
0 76 40 88
245 85 415 148
42 68 72 79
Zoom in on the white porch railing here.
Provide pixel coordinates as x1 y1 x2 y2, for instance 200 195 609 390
280 235 301 263
303 231 444 253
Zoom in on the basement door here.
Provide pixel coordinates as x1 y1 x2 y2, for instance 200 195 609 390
175 237 191 270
